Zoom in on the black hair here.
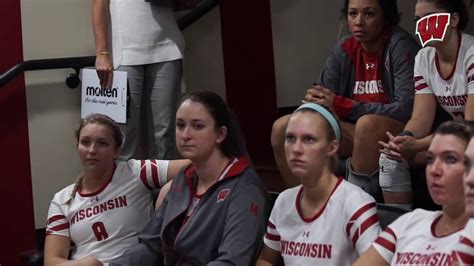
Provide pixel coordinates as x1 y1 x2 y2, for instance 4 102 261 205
341 0 401 27
417 0 469 30
178 91 248 158
433 120 474 143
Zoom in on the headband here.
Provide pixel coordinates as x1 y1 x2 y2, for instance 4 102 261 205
295 103 341 141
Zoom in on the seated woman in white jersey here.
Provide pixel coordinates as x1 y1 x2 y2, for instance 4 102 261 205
44 114 189 265
453 124 474 264
103 91 268 265
379 0 474 209
257 103 381 266
356 121 472 266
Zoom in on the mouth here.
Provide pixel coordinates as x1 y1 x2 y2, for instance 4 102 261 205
353 30 366 37
85 158 99 164
465 193 474 203
289 159 305 166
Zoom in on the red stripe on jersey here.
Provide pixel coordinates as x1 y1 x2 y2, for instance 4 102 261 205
346 202 376 236
375 236 396 253
47 215 65 224
267 221 276 229
460 236 474 248
140 160 153 190
265 232 280 241
151 160 159 188
468 75 474 83
415 83 429 91
384 227 397 241
468 63 474 72
456 251 474 264
352 213 378 246
50 222 69 232
414 76 424 82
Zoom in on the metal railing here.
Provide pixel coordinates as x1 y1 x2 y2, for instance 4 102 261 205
0 0 222 88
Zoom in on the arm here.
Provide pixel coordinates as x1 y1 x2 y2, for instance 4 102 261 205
92 0 113 88
110 194 168 266
465 94 474 121
155 181 172 210
207 183 268 265
353 246 389 266
44 235 72 266
256 245 283 266
166 159 190 183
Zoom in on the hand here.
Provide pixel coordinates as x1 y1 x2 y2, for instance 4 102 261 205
302 84 335 108
378 132 404 161
95 54 113 89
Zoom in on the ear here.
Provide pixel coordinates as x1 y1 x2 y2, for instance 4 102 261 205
450 12 460 29
216 126 228 144
113 146 122 160
327 139 339 158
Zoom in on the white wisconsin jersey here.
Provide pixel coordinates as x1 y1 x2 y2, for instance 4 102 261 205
414 33 474 120
46 159 169 263
453 219 474 265
373 209 463 265
264 178 380 266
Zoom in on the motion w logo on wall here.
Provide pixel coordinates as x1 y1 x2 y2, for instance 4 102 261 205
415 13 451 47
81 69 127 123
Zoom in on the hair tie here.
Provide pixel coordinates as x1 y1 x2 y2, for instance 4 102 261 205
295 103 341 141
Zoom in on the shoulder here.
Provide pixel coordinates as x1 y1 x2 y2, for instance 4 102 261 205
51 183 76 204
388 208 438 230
461 33 474 59
338 179 376 204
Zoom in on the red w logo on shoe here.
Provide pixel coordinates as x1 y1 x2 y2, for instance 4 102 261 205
415 13 450 47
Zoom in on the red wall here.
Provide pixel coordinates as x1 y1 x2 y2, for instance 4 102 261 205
220 0 278 165
0 0 36 265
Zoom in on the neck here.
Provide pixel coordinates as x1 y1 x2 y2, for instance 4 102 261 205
437 203 468 235
361 32 386 53
82 165 114 193
193 150 230 193
300 167 337 207
436 30 459 63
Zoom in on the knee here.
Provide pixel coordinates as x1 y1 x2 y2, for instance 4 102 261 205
354 115 390 143
271 115 289 152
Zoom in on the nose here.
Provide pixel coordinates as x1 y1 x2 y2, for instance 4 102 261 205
88 143 97 154
290 140 303 155
355 14 364 26
179 126 192 140
427 158 442 179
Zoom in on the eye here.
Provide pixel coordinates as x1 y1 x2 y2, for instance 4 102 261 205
80 139 91 146
176 121 185 130
285 134 296 143
98 140 109 147
426 154 434 165
365 11 375 17
464 157 472 172
193 123 205 130
303 136 316 143
348 10 357 17
445 155 458 164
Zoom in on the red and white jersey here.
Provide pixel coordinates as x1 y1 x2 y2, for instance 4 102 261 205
414 33 474 121
373 209 463 265
46 159 169 263
264 178 380 265
453 219 474 265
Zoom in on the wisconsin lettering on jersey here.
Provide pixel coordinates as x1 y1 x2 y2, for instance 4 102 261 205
395 251 455 265
436 94 468 107
70 195 127 225
353 80 384 95
280 240 332 259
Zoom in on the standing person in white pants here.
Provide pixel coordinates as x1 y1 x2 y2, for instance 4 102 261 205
92 0 185 160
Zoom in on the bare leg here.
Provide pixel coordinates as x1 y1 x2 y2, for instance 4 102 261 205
350 115 410 204
351 114 404 174
270 115 300 187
